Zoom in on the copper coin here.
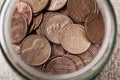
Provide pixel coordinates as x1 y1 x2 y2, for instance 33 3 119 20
20 0 49 13
33 14 43 30
11 13 27 44
45 57 77 74
88 44 100 56
67 0 95 23
64 54 85 70
48 0 67 11
51 44 66 57
39 12 59 36
15 1 32 25
79 51 93 65
60 24 91 54
85 13 105 44
20 35 51 66
44 14 73 44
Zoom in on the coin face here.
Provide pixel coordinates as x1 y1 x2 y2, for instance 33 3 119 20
51 44 66 57
20 0 49 13
11 13 27 44
64 54 85 70
45 57 77 74
85 13 105 44
21 35 51 66
15 1 32 25
60 24 91 54
48 0 67 11
44 14 73 44
67 0 95 23
79 51 93 65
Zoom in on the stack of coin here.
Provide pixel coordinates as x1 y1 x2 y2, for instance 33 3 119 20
10 0 105 75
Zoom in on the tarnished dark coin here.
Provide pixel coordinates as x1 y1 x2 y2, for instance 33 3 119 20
45 57 77 74
78 51 93 65
51 44 66 57
88 44 100 56
85 13 105 44
67 0 95 23
15 1 32 25
48 0 67 11
11 13 27 44
64 54 85 70
20 0 49 13
60 24 91 54
21 35 51 66
44 13 73 44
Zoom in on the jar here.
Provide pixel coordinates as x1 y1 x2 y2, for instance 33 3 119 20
0 0 117 80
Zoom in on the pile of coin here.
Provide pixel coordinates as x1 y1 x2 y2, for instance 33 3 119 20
11 0 105 75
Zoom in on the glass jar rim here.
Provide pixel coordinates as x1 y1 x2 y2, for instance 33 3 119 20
0 0 117 80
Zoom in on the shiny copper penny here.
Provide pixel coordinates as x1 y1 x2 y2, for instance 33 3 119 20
45 57 77 74
21 0 49 13
51 44 66 57
67 0 95 23
20 35 51 66
44 14 73 44
48 0 67 11
11 13 27 44
79 51 93 65
60 24 91 54
85 13 105 44
15 1 32 25
64 54 85 70
88 44 100 56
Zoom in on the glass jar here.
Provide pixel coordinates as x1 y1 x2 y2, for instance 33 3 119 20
0 0 117 80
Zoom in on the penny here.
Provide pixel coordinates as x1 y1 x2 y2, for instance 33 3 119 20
39 12 59 36
85 13 105 44
64 54 85 70
20 0 49 13
44 14 73 44
15 1 32 25
67 0 95 23
60 24 91 54
79 51 93 65
21 35 51 66
88 44 100 56
33 14 43 30
51 44 66 57
45 57 77 74
48 0 67 11
11 13 27 44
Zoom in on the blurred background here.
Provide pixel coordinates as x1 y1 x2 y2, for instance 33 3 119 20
0 0 120 80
